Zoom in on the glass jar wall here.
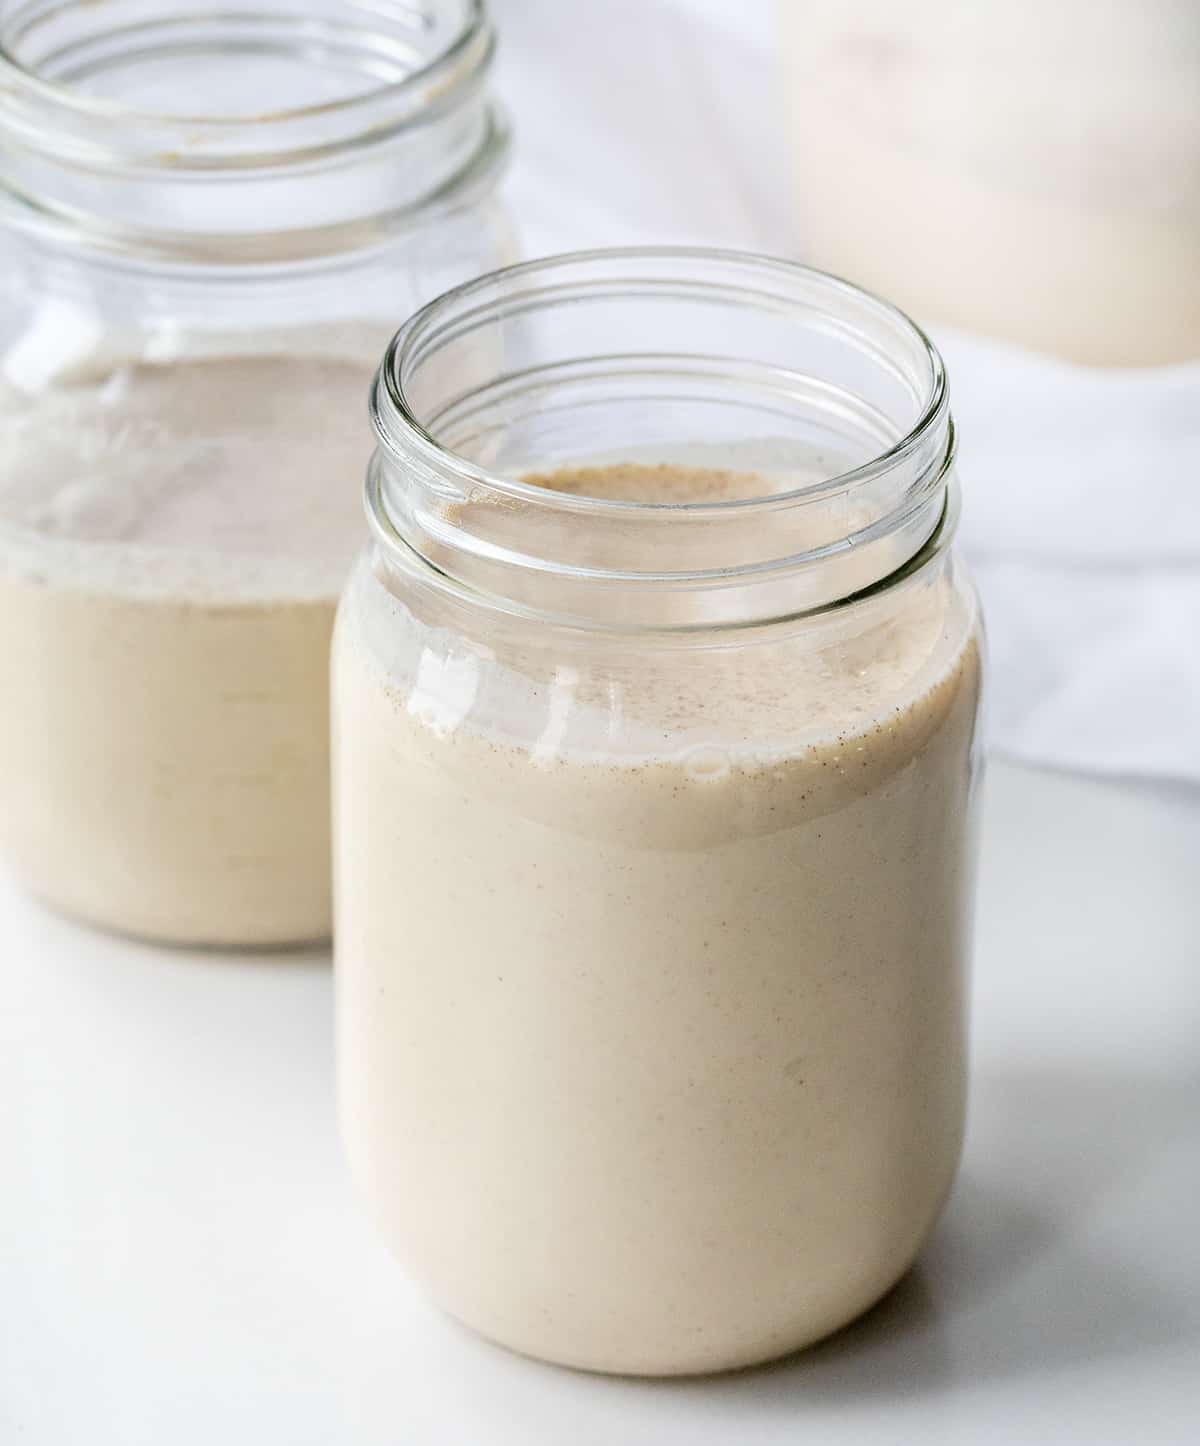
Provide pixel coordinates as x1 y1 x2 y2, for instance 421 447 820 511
333 250 985 1374
0 0 514 945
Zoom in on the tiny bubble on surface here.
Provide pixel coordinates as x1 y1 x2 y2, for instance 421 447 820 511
682 745 732 782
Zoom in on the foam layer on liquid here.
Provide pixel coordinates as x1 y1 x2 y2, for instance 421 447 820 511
351 460 979 771
0 353 374 600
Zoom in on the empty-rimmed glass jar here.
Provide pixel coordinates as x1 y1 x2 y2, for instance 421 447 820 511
0 0 514 945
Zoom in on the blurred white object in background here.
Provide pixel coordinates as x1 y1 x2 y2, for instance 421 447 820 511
782 0 1200 366
944 329 1200 781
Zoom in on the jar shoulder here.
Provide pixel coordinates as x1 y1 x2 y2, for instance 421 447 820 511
334 548 983 772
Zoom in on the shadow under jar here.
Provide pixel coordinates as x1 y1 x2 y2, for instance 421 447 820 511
334 249 985 1375
0 0 513 946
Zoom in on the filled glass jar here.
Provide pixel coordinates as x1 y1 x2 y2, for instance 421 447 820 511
0 0 513 945
334 249 985 1374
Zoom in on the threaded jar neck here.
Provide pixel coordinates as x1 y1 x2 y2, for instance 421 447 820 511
368 248 958 633
0 0 507 262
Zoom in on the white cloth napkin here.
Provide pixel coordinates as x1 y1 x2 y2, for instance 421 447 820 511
490 0 1200 781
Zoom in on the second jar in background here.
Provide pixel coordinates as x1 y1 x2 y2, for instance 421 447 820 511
0 0 514 946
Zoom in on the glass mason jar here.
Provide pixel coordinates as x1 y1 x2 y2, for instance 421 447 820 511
783 0 1200 365
334 250 985 1375
0 0 513 946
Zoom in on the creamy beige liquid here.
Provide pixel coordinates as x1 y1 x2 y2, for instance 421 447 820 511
335 463 983 1374
0 354 373 945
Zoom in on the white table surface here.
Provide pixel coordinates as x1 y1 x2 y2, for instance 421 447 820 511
3 760 1198 1445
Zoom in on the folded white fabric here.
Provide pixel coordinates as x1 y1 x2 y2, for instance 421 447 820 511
490 0 1200 781
944 333 1200 781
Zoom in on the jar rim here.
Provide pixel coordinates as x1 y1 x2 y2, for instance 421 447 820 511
367 248 960 633
373 246 950 518
364 447 962 638
0 0 492 170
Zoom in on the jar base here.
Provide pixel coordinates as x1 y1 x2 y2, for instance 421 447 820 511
11 873 331 954
426 1251 928 1379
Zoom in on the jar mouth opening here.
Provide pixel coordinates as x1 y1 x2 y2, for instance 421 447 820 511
364 446 962 637
375 247 949 518
368 247 957 630
0 0 492 168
